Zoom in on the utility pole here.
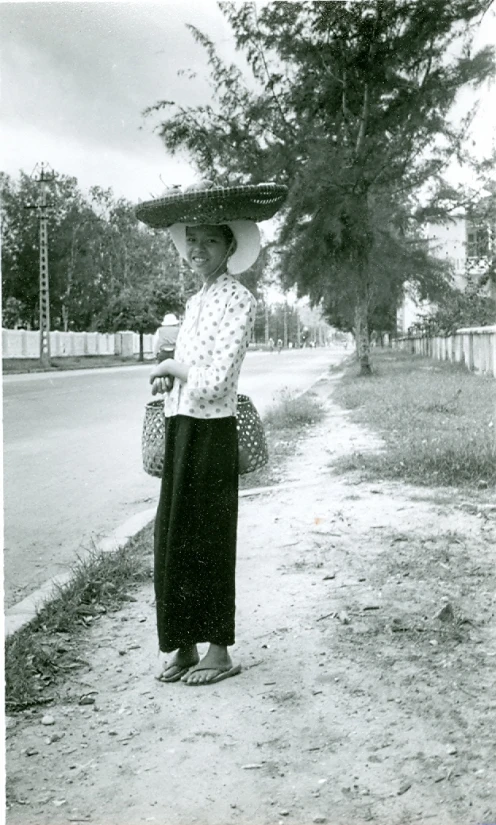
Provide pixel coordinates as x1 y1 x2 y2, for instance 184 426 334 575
26 163 56 367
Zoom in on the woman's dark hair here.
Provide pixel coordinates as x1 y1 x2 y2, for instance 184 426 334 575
218 224 235 247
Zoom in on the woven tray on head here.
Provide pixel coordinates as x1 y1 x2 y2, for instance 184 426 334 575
135 183 288 229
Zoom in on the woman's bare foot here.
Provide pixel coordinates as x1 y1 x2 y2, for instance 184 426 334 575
182 643 237 685
156 644 199 683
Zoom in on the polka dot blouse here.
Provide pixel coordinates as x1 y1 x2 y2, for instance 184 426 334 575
163 273 257 419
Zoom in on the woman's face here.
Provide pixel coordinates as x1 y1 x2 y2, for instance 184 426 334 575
185 225 232 280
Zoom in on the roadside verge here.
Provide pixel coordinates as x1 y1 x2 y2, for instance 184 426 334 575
4 379 328 711
5 360 496 825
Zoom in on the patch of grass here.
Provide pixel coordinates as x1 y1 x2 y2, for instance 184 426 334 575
332 348 496 488
2 355 150 374
239 389 325 489
263 389 326 429
5 526 153 712
329 353 355 374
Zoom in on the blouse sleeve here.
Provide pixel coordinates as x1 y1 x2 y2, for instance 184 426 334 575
187 291 257 401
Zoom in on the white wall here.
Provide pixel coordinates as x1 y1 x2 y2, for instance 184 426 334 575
424 217 467 286
395 325 496 378
2 329 155 360
398 215 495 332
397 290 434 336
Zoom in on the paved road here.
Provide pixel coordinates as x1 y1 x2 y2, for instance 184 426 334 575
3 348 345 606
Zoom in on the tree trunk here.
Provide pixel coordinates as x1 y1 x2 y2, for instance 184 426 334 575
139 331 144 362
346 188 372 375
354 295 372 375
62 304 69 333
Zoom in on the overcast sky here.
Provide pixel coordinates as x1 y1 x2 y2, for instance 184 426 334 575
0 0 239 200
1 0 495 204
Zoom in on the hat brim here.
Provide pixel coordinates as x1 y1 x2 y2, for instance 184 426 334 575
168 221 261 275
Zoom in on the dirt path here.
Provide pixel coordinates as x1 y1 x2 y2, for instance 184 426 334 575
6 377 496 825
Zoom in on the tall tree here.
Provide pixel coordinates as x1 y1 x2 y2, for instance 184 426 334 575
94 276 186 361
1 171 115 330
290 188 453 334
1 171 88 329
146 0 494 373
1 171 185 335
410 279 496 334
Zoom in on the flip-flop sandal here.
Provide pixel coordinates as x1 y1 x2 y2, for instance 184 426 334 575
182 663 242 686
156 664 195 683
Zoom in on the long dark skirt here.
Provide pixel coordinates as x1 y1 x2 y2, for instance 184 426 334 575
154 415 239 653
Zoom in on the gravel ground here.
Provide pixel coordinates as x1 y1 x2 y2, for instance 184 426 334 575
6 377 496 825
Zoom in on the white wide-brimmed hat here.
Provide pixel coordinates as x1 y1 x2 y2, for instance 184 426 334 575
168 221 261 275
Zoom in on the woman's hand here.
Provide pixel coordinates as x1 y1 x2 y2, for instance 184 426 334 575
150 362 174 395
149 358 190 387
150 361 171 382
151 376 173 395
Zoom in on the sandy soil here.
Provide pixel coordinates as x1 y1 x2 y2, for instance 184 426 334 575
6 376 496 825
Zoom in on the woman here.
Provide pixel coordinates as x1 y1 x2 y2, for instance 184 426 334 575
135 182 287 686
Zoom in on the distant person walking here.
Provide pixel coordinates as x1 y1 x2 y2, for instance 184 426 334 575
136 180 287 686
153 313 180 392
153 313 180 363
277 338 283 353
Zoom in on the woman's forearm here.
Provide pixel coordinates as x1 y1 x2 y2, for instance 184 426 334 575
167 360 190 383
150 359 190 384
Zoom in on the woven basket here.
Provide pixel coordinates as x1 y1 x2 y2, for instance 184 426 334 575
142 399 167 478
142 395 269 478
135 183 287 229
236 394 269 475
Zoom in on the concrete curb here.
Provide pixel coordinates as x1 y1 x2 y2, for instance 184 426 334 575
5 362 345 640
4 508 156 639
